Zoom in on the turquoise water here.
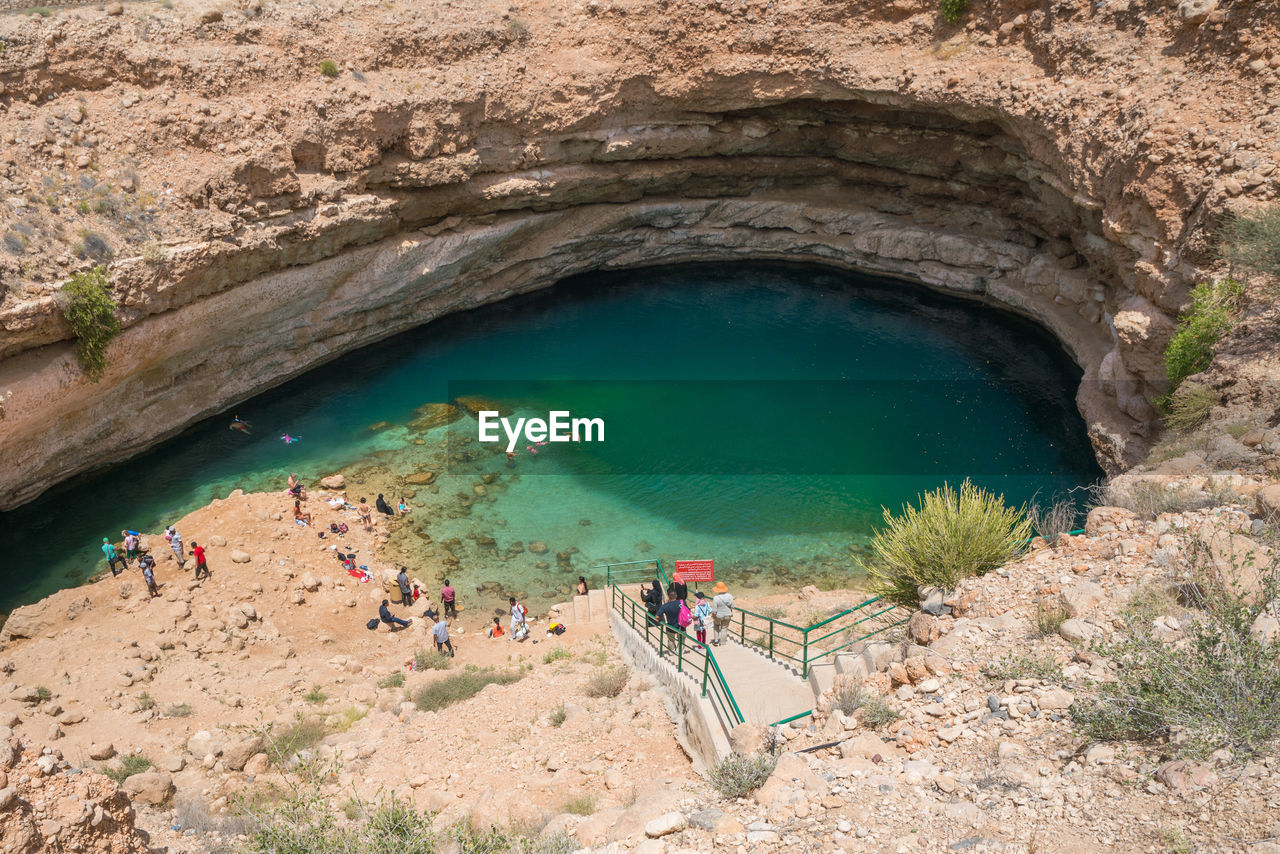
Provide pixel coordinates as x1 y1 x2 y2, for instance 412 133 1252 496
3 262 1101 613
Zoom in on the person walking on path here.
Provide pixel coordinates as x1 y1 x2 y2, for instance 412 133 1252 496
141 556 159 598
380 599 411 630
692 591 712 648
432 615 455 657
711 581 734 646
164 526 183 562
397 567 414 607
641 580 662 617
102 538 127 577
656 592 684 643
190 541 210 580
509 596 528 640
441 580 457 618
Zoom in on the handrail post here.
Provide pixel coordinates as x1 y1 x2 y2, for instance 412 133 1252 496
768 621 775 660
677 632 684 672
802 625 809 679
701 655 709 697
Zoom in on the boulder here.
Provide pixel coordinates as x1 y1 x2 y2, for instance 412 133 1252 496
209 535 228 547
1038 689 1074 710
243 753 270 776
908 611 942 645
186 730 227 758
1207 532 1273 601
87 743 116 761
1060 581 1105 617
300 573 321 592
0 600 55 640
1256 485 1280 524
1058 618 1100 644
320 474 346 490
230 550 252 564
1177 0 1217 24
1084 506 1137 537
643 812 687 838
123 771 174 805
223 736 265 772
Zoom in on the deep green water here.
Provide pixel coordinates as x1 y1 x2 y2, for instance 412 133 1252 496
3 262 1101 613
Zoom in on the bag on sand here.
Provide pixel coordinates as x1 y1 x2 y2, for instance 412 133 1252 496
366 618 379 631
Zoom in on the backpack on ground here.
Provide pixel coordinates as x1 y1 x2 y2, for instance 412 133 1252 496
366 618 379 630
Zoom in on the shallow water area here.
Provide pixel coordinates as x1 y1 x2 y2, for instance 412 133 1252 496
4 262 1102 614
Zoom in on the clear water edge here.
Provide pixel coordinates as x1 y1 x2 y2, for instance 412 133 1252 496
2 262 1102 614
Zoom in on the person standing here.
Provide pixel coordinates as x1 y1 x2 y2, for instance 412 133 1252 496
102 538 127 577
509 596 528 640
692 591 712 648
576 576 589 596
122 530 140 566
711 582 734 647
357 497 373 531
397 567 414 607
670 570 688 603
190 541 210 580
642 580 662 617
141 556 159 598
164 526 183 562
441 579 457 619
432 615 455 657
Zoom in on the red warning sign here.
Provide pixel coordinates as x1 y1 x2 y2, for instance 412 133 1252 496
674 560 715 583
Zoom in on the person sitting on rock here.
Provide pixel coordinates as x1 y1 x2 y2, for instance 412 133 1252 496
488 616 505 638
376 494 395 517
379 599 411 630
288 473 307 501
294 499 312 525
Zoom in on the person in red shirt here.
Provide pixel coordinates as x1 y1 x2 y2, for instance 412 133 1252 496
190 541 210 580
441 579 457 619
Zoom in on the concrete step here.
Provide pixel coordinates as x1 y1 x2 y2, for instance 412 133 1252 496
807 660 838 701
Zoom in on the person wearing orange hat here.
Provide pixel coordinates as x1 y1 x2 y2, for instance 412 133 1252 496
711 581 734 646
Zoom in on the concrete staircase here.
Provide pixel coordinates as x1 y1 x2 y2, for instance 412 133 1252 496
806 640 907 700
564 589 609 624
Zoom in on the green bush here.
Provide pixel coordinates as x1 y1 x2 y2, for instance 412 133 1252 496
1071 546 1280 759
939 0 969 23
264 716 331 765
1164 383 1217 433
58 266 120 381
1219 205 1280 282
319 60 339 78
548 704 567 727
411 667 520 712
104 754 153 785
304 685 328 704
377 672 405 689
867 479 1032 608
1164 278 1243 392
708 752 778 799
413 648 453 671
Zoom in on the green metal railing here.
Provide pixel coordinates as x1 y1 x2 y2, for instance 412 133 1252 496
735 594 907 678
597 557 906 680
610 583 744 727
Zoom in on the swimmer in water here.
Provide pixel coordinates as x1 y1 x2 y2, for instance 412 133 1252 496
230 415 251 434
281 434 300 444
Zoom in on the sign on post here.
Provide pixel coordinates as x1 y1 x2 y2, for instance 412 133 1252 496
674 560 715 583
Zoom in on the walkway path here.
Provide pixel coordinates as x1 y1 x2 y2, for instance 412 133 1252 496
612 582 813 727
707 637 814 726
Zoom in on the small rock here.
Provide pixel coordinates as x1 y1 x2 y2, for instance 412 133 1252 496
644 812 687 838
105 2 123 13
230 550 252 564
87 743 115 761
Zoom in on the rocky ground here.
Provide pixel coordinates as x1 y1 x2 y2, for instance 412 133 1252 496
0 456 1278 851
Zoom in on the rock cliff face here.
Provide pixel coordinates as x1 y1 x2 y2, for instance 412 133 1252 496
0 0 1278 507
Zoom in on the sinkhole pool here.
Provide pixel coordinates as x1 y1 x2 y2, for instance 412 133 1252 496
3 262 1103 614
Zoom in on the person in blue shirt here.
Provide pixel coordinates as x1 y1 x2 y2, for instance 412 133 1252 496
379 599 411 630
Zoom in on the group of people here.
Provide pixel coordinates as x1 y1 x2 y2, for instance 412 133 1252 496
99 523 211 599
642 575 735 648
